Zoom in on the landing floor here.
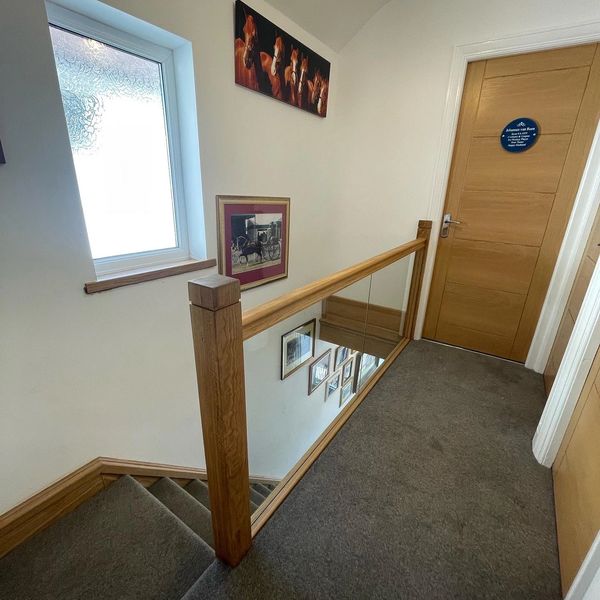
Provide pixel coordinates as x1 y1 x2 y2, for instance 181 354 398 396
186 341 561 599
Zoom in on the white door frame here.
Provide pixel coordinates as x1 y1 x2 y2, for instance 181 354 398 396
415 20 600 373
413 23 600 599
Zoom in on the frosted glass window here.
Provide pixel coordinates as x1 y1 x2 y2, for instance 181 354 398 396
50 25 178 260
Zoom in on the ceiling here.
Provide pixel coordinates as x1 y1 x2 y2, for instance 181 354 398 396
264 0 390 52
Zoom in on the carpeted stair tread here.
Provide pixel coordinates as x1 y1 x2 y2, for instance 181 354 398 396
249 487 265 508
149 477 214 549
251 483 272 499
185 479 211 510
186 478 260 514
0 475 214 600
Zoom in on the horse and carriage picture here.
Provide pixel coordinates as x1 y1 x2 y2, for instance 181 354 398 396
217 195 290 290
234 0 331 117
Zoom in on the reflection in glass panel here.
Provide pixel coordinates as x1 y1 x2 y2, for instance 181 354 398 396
49 26 177 259
353 255 415 393
244 278 372 512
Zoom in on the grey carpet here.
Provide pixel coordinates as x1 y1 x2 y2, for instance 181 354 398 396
249 487 265 509
149 477 214 548
185 479 259 515
252 483 272 498
186 479 211 510
183 341 561 600
0 475 214 600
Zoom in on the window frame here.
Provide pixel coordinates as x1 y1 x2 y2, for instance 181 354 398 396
47 2 191 276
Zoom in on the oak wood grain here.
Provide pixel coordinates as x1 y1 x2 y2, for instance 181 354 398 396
512 45 600 360
84 259 216 294
465 134 571 193
242 237 426 340
189 276 251 566
553 348 600 593
474 67 589 136
446 239 539 295
456 191 553 246
483 44 596 79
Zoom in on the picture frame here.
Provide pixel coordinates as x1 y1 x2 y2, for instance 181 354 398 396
217 195 290 291
325 371 341 402
355 353 383 392
234 0 331 117
334 346 350 370
281 318 316 380
342 356 355 385
340 379 353 407
308 349 331 395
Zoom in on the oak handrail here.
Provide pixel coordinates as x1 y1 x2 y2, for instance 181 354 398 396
242 236 426 340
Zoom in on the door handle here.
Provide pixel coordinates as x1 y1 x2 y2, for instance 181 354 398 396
440 213 462 238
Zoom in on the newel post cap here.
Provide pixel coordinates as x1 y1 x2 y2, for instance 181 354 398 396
188 274 241 310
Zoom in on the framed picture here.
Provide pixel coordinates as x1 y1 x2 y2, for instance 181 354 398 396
281 319 316 380
334 346 350 370
308 350 331 395
342 356 355 384
217 195 290 291
325 371 341 402
340 379 353 407
234 0 331 117
355 353 383 392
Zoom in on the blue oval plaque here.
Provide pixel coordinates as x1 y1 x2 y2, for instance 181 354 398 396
500 117 539 153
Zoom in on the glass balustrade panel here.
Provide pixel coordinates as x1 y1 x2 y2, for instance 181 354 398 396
244 276 372 512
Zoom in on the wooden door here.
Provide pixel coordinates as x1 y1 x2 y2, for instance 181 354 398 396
544 207 600 392
424 45 600 361
553 347 600 594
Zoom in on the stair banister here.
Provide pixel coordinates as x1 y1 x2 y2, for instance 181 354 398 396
187 220 432 564
242 230 429 340
188 274 251 566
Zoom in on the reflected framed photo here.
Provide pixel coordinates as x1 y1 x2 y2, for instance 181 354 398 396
325 371 341 402
355 353 383 392
342 356 355 384
340 379 353 407
308 349 331 395
281 319 316 380
217 195 290 291
334 346 350 370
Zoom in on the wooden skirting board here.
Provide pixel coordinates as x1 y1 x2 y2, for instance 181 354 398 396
0 457 207 559
250 337 411 537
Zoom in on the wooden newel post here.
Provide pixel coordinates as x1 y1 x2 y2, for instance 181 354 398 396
188 274 251 566
404 220 433 339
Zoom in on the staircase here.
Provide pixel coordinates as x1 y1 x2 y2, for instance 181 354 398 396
0 475 276 600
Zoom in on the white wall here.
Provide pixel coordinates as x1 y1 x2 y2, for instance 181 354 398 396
0 0 339 513
244 305 340 478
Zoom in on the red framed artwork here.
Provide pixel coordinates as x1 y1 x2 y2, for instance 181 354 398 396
216 195 290 291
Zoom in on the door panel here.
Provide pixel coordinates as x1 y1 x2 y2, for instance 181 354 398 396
553 348 600 594
474 67 589 136
436 322 514 358
464 135 571 193
424 44 600 361
483 44 596 78
456 191 553 246
438 282 525 338
446 239 538 294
